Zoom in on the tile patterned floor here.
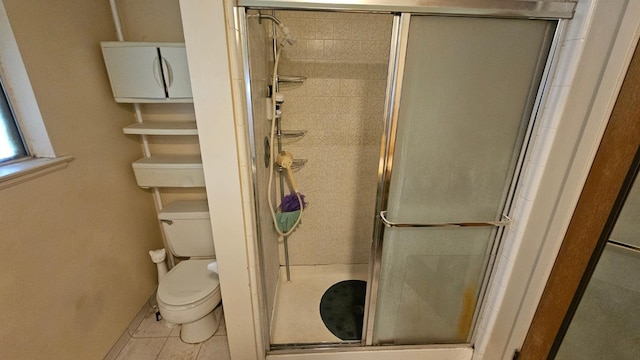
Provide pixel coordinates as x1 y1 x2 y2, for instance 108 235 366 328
106 263 367 358
105 303 230 360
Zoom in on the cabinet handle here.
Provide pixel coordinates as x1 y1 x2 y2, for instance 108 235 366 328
152 56 164 89
161 57 173 88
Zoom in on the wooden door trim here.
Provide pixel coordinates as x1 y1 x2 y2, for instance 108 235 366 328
517 43 640 359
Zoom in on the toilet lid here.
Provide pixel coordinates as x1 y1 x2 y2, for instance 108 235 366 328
157 259 220 306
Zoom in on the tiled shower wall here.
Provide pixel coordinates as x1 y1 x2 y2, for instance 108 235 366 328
274 11 393 265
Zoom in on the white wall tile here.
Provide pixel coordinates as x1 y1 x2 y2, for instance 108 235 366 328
510 196 534 233
562 0 596 41
518 161 545 202
540 85 570 130
553 39 585 86
529 127 558 167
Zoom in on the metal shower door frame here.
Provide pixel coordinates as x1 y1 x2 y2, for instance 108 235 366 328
236 1 570 352
237 6 273 355
363 13 405 346
363 12 563 346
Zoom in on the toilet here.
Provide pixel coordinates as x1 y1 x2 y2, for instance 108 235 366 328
156 200 222 344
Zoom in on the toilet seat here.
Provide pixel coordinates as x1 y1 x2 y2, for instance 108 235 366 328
158 259 219 307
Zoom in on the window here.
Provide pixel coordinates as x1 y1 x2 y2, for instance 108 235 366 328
0 78 28 163
0 0 72 189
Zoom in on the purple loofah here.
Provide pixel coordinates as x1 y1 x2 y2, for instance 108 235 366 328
280 192 307 212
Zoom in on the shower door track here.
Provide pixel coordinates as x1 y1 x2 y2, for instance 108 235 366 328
238 0 575 19
269 341 362 352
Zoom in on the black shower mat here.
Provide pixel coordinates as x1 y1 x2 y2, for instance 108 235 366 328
319 280 367 341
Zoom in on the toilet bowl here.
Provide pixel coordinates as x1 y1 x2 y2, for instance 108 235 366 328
157 259 222 343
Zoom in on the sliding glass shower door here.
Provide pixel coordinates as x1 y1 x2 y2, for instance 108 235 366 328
370 15 556 345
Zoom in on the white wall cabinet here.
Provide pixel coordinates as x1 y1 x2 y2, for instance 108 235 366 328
101 41 202 189
101 42 192 103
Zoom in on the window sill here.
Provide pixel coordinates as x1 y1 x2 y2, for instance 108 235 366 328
0 156 74 190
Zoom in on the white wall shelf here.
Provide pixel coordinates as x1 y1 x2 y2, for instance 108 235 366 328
132 155 204 188
123 121 198 136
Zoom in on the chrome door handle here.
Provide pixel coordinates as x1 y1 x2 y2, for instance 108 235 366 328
379 211 511 228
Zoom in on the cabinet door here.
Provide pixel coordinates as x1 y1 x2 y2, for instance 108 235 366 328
102 45 166 101
159 46 193 99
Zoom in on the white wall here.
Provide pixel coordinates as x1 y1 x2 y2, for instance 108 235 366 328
181 0 263 358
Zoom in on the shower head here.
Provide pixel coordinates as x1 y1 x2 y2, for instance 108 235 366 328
276 151 299 193
257 14 297 47
278 23 297 46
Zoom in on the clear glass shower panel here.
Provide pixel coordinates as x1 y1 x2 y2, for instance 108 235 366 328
373 16 555 344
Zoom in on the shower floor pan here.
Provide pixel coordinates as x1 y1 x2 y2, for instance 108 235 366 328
270 263 368 345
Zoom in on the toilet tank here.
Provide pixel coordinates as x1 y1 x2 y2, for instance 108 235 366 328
158 200 215 258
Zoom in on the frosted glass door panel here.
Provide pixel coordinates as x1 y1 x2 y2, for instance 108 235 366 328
377 227 497 344
373 16 554 345
160 47 192 99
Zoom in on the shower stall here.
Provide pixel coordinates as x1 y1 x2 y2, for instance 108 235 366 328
236 0 573 354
